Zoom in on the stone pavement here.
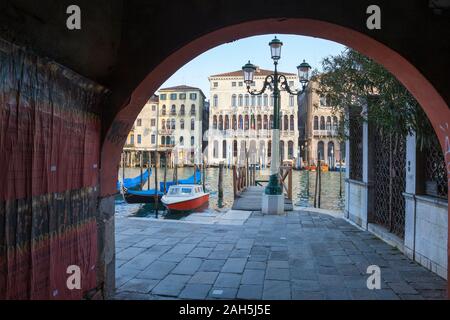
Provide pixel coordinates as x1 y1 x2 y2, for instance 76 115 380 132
113 210 447 300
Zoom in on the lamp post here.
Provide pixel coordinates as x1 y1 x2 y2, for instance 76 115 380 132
242 36 311 214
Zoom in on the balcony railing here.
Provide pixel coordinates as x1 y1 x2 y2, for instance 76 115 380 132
313 129 337 137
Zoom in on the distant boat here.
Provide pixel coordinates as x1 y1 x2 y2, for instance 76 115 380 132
159 170 202 192
117 168 150 191
122 187 163 204
161 184 209 213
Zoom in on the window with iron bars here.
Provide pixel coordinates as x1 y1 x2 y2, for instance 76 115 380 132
349 107 363 181
421 134 448 199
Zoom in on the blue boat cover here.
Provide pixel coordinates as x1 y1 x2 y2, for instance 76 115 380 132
125 188 164 196
159 170 202 192
117 168 150 190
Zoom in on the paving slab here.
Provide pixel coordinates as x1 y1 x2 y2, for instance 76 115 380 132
114 210 447 300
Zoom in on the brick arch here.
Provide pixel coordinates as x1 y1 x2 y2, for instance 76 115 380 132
100 18 450 285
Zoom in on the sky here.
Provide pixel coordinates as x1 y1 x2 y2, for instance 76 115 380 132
158 34 347 98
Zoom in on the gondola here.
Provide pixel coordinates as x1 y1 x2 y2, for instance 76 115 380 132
122 187 164 204
117 168 150 191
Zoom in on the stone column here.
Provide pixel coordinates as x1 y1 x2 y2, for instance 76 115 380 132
403 132 417 260
96 196 115 299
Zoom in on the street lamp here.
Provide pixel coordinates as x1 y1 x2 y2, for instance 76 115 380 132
242 36 311 214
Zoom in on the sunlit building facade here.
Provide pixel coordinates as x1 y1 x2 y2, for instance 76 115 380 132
207 68 300 167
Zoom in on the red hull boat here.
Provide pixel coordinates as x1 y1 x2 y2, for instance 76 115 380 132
161 185 209 213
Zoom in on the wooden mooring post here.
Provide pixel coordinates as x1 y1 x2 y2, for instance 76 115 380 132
218 163 224 204
154 151 159 217
148 151 151 190
140 151 143 188
163 150 167 193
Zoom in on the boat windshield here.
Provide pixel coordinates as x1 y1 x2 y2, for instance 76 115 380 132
168 187 193 195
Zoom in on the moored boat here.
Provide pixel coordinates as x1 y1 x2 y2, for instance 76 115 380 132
122 187 163 204
161 184 209 213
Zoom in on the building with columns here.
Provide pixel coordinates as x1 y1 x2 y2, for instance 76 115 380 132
298 79 343 168
207 67 300 167
123 95 159 167
123 85 206 167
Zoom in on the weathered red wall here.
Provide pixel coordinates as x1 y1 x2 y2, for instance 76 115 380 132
0 40 106 299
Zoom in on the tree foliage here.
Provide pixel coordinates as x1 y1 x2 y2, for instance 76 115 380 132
314 48 436 149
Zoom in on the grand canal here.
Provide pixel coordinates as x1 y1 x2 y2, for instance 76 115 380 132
115 167 345 219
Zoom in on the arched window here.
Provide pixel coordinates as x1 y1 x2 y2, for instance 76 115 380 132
219 115 223 130
213 115 217 129
239 115 243 129
180 118 185 129
225 115 229 130
318 141 325 160
280 140 285 161
233 140 238 157
263 94 268 106
313 116 319 130
244 115 249 130
257 95 262 107
320 116 325 130
326 116 332 130
288 141 294 159
191 136 195 146
161 136 165 145
162 104 166 115
238 94 243 107
244 94 249 106
171 104 176 115
171 118 176 130
284 115 289 131
180 104 185 115
270 94 274 106
222 140 227 158
257 115 262 130
162 119 166 130
232 94 237 107
290 115 294 131
179 136 184 146
232 115 237 130
333 116 338 131
191 118 195 130
289 95 295 107
251 95 256 106
268 140 272 157
213 95 218 107
190 104 196 115
263 115 268 130
250 114 255 130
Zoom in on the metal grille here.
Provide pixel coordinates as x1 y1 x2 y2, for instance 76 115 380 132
373 129 406 238
349 113 363 181
424 135 448 199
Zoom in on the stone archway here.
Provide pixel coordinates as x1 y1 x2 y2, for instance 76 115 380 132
100 18 450 291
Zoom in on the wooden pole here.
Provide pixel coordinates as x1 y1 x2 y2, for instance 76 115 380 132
318 159 322 208
314 160 319 208
154 151 159 217
233 165 237 198
173 162 178 185
218 163 224 203
339 149 342 197
193 164 197 184
163 150 167 192
148 151 151 190
140 152 143 188
288 166 293 200
202 157 206 191
122 152 125 186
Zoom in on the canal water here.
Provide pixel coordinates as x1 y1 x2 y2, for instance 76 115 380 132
115 167 345 219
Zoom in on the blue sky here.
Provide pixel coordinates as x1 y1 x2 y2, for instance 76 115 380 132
159 34 346 98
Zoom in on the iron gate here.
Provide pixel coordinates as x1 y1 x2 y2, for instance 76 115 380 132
373 129 406 238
